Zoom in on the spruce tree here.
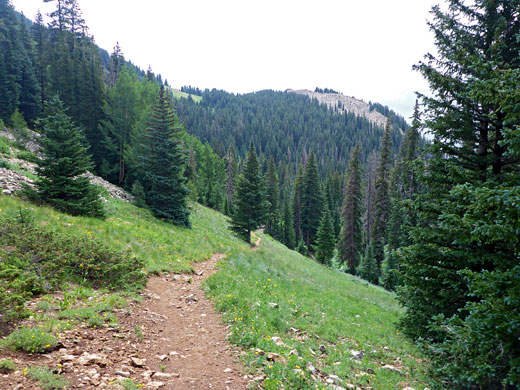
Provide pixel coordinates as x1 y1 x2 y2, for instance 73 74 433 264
359 245 378 284
229 142 268 243
265 156 280 238
397 2 520 388
314 203 335 266
140 86 190 227
281 197 296 249
370 119 392 272
300 152 322 249
100 66 139 186
36 95 104 217
225 144 238 215
292 165 304 240
339 145 363 273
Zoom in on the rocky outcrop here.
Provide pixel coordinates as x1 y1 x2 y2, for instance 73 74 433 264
286 89 390 129
0 168 134 202
83 172 135 202
0 129 41 154
0 168 35 195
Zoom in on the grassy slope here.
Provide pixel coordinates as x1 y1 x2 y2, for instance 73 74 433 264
0 195 429 389
170 88 203 103
206 237 430 389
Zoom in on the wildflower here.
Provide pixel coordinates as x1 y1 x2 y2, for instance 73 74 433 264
46 344 50 348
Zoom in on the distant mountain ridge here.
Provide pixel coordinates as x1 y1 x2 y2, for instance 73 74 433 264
286 89 402 132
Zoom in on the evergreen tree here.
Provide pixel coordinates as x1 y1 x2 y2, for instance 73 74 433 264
300 152 322 249
225 144 238 215
109 42 124 87
381 248 400 291
370 119 392 272
265 156 280 238
397 2 520 388
32 10 49 112
281 197 296 249
339 145 363 273
100 66 139 186
359 244 378 284
36 95 104 217
140 86 190 227
314 202 335 266
292 165 304 240
229 142 268 243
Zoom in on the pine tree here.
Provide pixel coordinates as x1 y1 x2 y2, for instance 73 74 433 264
140 86 190 227
265 156 280 238
32 10 49 112
339 145 363 273
292 165 304 240
281 197 296 249
229 142 268 243
359 245 378 284
397 2 520 388
301 152 322 249
36 95 104 217
314 203 335 266
100 66 139 186
109 42 125 87
370 119 392 272
225 144 238 216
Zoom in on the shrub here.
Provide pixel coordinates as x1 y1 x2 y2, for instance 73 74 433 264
0 136 10 155
2 326 58 353
0 212 147 324
27 366 69 390
0 159 11 169
15 150 39 163
0 359 16 373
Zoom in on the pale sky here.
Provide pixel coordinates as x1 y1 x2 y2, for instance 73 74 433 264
12 0 441 120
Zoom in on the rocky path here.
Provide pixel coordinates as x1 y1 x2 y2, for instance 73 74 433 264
0 254 251 389
131 254 249 389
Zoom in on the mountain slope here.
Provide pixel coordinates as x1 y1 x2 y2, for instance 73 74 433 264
0 192 430 389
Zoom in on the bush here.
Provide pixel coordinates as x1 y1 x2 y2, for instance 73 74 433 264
0 212 147 324
15 150 39 163
0 136 10 155
0 159 11 169
0 359 16 373
2 326 58 353
27 366 69 390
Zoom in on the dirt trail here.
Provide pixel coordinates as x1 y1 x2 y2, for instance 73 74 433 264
0 254 251 390
136 254 250 389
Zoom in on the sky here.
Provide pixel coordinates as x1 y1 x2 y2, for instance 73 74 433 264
12 0 442 120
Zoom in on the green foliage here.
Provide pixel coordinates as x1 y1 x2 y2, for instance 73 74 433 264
27 366 69 390
280 198 296 249
2 326 58 353
36 96 105 218
0 159 11 169
397 1 520 389
140 86 190 227
381 248 401 291
313 203 335 266
230 143 268 243
359 245 379 285
371 120 392 271
0 136 10 154
204 234 431 389
15 149 39 163
10 108 26 129
0 210 146 323
131 180 147 208
265 156 280 239
339 144 363 272
300 152 322 249
0 359 16 373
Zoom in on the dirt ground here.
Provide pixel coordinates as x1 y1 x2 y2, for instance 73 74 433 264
0 254 252 390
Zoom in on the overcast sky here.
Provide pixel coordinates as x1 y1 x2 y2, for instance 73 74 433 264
12 0 441 120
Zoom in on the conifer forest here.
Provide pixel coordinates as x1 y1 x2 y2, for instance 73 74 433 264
0 0 519 389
